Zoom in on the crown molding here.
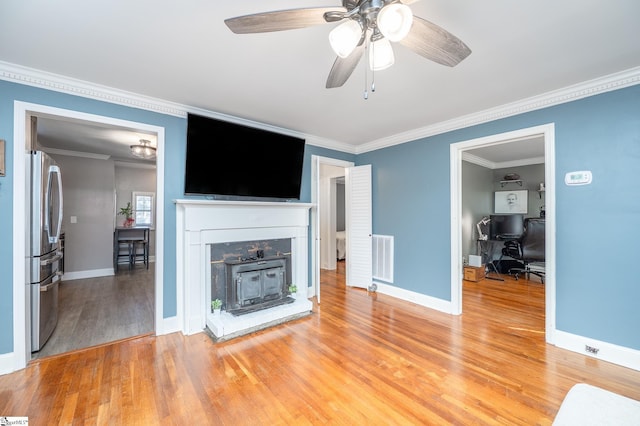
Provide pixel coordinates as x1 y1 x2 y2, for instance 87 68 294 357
42 146 110 160
2 61 638 156
0 61 350 152
461 152 495 169
0 61 187 118
114 160 157 170
462 152 545 169
357 66 640 154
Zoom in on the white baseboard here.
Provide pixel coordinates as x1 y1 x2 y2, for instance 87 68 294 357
62 260 156 281
0 351 17 376
554 330 640 372
160 316 181 336
62 268 114 281
373 281 454 314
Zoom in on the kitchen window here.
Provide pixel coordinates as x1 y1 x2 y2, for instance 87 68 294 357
133 191 155 228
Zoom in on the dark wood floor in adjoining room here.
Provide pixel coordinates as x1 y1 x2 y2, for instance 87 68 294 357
32 265 154 359
2 261 639 425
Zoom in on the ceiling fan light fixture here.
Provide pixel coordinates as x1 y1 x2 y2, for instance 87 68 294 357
130 139 156 159
377 3 413 42
369 38 394 71
329 20 362 58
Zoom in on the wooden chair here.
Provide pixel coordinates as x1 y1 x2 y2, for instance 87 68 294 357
114 227 150 271
132 230 150 269
115 238 136 271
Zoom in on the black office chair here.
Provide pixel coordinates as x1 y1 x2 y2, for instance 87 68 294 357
500 218 545 283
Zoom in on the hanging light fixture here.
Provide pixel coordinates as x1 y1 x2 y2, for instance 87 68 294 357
130 139 156 159
329 20 362 58
369 38 394 71
377 3 413 42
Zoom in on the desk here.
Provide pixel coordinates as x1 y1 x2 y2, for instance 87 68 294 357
476 238 517 281
477 238 515 265
113 227 149 271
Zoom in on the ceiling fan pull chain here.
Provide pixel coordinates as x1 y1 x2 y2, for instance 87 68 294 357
363 67 369 100
364 36 369 100
370 35 376 94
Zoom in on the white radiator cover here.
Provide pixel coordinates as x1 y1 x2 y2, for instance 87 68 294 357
372 234 394 283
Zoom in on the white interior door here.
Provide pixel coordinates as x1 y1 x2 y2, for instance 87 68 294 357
345 165 372 289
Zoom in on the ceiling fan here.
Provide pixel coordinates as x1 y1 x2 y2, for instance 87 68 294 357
225 0 471 89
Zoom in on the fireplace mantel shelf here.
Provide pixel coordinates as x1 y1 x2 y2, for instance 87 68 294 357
174 199 314 208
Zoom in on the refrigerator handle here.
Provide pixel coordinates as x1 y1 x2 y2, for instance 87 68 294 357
40 251 63 266
46 165 63 244
41 281 56 292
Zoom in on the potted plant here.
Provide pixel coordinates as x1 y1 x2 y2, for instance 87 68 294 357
211 298 222 315
118 202 134 227
288 284 298 298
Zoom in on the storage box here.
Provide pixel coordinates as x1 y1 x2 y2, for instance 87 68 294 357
463 265 485 282
468 255 483 267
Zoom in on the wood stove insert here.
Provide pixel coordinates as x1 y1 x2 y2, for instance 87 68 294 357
225 256 293 315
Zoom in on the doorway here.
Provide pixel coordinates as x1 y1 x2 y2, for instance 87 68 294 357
450 123 556 343
311 156 354 302
12 101 165 367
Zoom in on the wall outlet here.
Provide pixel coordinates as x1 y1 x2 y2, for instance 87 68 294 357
585 344 600 355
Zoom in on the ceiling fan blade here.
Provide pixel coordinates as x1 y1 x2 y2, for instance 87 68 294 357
225 7 347 34
399 16 471 67
326 43 365 88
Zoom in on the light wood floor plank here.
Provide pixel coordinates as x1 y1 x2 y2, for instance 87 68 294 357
1 261 639 425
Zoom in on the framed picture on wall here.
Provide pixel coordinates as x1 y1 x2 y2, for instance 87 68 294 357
495 190 528 214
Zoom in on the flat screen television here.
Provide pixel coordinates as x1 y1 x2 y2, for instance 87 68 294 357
489 214 524 240
184 113 306 200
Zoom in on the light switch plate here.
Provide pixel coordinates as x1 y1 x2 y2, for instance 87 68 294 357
565 170 592 186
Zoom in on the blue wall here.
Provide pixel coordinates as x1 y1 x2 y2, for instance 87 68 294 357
359 84 640 350
0 80 353 355
0 80 183 353
1 79 639 356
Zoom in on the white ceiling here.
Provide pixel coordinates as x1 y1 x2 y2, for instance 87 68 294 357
1 0 639 163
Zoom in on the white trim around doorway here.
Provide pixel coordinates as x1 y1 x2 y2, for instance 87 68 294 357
449 123 557 344
11 102 165 373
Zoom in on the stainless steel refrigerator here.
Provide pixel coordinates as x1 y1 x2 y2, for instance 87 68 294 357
28 150 64 352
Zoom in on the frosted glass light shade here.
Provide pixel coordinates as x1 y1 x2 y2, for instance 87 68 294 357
369 38 394 70
329 20 362 58
377 3 413 42
130 139 156 159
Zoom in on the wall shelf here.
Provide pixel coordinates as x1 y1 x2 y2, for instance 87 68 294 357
500 180 523 187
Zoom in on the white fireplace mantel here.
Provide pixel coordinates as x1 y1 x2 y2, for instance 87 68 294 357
175 199 314 336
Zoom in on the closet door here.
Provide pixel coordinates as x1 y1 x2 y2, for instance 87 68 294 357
345 164 372 289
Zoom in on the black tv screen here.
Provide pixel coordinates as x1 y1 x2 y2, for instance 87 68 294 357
184 113 306 199
489 214 524 240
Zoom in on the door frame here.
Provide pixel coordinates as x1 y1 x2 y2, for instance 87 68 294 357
12 101 165 369
310 155 354 302
449 123 556 343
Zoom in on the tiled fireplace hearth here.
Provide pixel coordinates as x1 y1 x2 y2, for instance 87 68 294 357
175 200 314 340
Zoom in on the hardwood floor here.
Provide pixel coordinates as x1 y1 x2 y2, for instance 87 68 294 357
32 265 154 359
2 261 639 425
